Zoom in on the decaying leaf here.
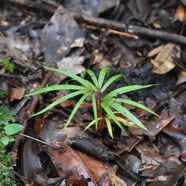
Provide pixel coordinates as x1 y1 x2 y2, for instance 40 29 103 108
43 145 96 185
9 86 25 102
175 3 186 22
108 165 127 186
41 6 85 64
151 43 180 74
176 70 186 85
57 56 85 74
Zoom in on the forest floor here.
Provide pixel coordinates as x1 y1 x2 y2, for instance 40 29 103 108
1 0 186 185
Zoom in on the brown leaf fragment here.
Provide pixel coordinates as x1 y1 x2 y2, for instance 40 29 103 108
163 128 186 162
129 115 175 137
147 44 164 58
176 70 186 85
144 116 175 137
175 4 186 22
151 43 180 74
43 145 96 185
9 86 25 102
108 165 127 186
75 150 110 184
166 164 186 186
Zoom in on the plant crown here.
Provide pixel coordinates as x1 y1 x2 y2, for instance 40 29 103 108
26 66 158 138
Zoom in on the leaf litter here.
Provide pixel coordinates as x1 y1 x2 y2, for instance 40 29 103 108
1 0 186 185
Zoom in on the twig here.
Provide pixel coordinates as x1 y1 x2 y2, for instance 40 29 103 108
2 2 185 45
72 10 127 32
1 0 57 13
128 25 186 46
19 133 64 150
85 25 138 39
70 10 186 45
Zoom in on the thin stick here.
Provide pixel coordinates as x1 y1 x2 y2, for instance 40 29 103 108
85 25 138 39
71 10 186 45
128 25 186 46
19 133 60 150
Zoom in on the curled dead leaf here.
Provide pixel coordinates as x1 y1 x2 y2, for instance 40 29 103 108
151 43 180 74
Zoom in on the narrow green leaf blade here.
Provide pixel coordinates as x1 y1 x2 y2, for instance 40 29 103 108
105 118 113 138
108 102 147 130
44 66 97 91
86 69 98 87
64 92 92 128
98 67 110 88
104 84 155 100
92 93 98 130
111 98 158 116
101 102 123 130
114 115 133 127
84 117 103 131
101 74 124 92
32 90 85 116
26 85 86 96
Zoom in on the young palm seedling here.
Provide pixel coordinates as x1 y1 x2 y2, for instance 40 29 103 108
26 66 158 138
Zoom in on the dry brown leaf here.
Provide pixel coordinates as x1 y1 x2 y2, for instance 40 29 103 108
9 86 25 102
108 165 127 186
57 56 85 75
147 44 164 57
176 70 186 85
75 151 110 184
151 43 180 74
43 145 96 185
175 4 186 22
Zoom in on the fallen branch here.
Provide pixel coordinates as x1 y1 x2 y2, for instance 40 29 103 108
128 25 186 46
2 1 186 45
71 10 186 45
1 0 57 13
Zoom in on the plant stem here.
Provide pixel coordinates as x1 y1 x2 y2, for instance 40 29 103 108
97 88 104 131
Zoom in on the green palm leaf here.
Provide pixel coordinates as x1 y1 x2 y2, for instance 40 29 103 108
26 85 86 96
84 117 103 131
44 66 97 91
32 90 86 116
101 102 124 130
114 115 132 127
98 67 110 88
92 93 98 129
111 98 158 116
64 91 92 128
108 101 147 130
101 74 124 92
86 69 98 87
105 117 113 138
104 84 155 100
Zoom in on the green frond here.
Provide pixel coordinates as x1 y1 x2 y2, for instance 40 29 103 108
64 92 92 128
86 69 98 87
111 98 158 116
105 118 113 138
92 93 98 129
108 102 147 130
43 66 97 91
84 117 103 131
104 84 155 100
31 90 86 116
114 115 134 127
98 67 110 88
26 85 86 96
101 102 123 130
101 74 124 92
